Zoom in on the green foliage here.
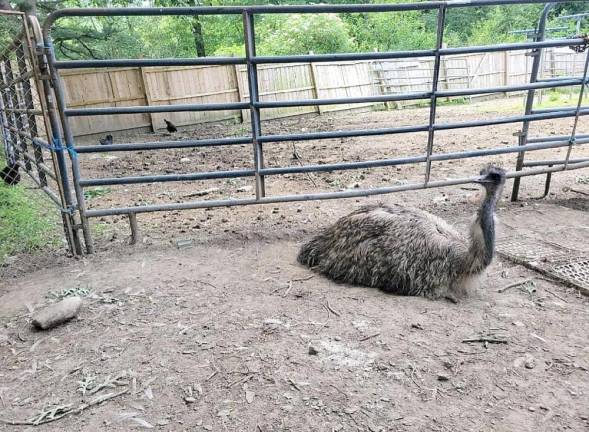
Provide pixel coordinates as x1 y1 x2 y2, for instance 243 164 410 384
0 179 60 264
467 5 544 46
256 13 354 55
348 11 437 52
2 0 586 60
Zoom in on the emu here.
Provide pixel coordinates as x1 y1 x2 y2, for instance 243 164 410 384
297 165 506 302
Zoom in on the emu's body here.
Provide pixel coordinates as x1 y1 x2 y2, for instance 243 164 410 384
297 166 505 300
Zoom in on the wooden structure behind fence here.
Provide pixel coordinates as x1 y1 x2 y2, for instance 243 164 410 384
60 48 583 138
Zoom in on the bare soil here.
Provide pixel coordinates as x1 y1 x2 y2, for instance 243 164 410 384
1 99 588 431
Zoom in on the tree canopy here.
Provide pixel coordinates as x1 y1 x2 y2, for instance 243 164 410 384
0 1 587 60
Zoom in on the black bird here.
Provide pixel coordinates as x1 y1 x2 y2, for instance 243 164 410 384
164 119 177 133
0 163 21 186
99 134 113 145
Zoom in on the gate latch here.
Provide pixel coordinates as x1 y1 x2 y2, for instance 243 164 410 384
569 34 589 53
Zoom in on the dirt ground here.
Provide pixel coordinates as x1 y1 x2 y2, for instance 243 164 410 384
1 99 589 431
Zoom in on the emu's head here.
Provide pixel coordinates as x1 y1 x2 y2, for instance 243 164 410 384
474 165 506 197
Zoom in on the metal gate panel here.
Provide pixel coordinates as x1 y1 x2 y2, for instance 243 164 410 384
0 11 80 254
2 1 588 255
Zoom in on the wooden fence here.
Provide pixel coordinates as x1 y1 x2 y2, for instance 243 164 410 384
59 47 584 138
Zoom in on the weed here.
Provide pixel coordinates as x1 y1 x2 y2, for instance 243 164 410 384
0 180 59 264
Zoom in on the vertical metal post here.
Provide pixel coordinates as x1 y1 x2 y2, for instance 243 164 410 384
15 41 46 186
32 38 81 256
424 4 446 183
42 36 94 254
128 212 140 245
511 2 556 201
563 49 589 168
542 166 553 198
242 10 265 199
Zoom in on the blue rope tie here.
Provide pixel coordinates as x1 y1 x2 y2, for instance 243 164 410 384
34 136 78 159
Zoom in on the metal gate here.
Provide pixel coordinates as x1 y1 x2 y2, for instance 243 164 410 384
2 1 589 256
0 10 82 255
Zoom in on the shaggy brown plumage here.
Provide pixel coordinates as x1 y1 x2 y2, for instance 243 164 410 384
297 165 506 301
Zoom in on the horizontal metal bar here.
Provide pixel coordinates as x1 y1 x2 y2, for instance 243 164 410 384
440 78 588 97
260 136 589 176
254 50 436 64
45 1 585 25
79 169 255 187
536 75 585 83
14 160 62 207
557 12 589 19
261 155 426 175
253 38 587 65
443 38 588 55
54 57 246 69
20 151 58 181
254 79 587 109
527 133 589 143
3 124 36 142
258 108 589 143
83 159 589 218
65 102 249 116
75 136 252 153
531 106 589 114
255 92 431 108
260 124 430 143
0 70 34 90
434 108 589 131
2 108 43 115
523 157 589 167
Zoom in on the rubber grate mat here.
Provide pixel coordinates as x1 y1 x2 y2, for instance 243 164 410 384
551 257 589 289
497 237 589 295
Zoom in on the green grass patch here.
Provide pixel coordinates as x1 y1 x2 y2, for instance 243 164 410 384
0 180 60 264
534 88 587 110
84 186 111 200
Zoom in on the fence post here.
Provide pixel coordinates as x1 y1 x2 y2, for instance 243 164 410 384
550 48 556 78
308 51 321 115
231 58 244 124
440 43 450 102
503 51 509 96
139 67 156 132
242 10 265 199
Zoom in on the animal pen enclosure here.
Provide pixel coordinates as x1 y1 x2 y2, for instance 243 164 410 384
1 1 589 256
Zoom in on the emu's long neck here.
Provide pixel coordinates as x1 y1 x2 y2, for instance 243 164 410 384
467 191 498 272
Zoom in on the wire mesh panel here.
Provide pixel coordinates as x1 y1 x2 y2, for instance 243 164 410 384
0 11 81 254
497 237 589 295
0 11 58 202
